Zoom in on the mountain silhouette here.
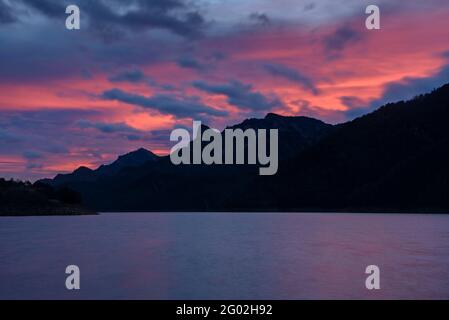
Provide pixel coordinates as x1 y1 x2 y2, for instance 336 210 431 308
44 115 333 211
229 113 334 159
228 83 449 212
50 148 159 185
42 83 449 212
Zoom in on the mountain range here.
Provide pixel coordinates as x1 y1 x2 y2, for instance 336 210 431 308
41 83 449 213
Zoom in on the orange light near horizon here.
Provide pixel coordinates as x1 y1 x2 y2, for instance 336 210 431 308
1 6 449 181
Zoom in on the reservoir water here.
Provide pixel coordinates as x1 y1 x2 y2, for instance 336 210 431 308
1 212 449 299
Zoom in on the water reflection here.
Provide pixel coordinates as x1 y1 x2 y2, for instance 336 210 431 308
1 213 449 299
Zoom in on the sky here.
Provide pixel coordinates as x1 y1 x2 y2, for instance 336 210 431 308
1 0 449 181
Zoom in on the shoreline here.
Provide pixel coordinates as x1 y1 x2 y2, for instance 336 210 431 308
2 210 448 217
0 206 97 217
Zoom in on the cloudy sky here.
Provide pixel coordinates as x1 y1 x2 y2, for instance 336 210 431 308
1 0 449 180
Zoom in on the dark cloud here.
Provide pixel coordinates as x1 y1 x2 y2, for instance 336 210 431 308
0 0 17 23
14 0 206 39
78 120 136 134
304 3 316 11
249 13 270 26
210 52 226 61
0 128 21 142
148 128 175 144
340 96 369 119
19 0 65 18
23 149 44 171
109 69 147 83
0 0 210 84
81 69 93 80
4 109 97 130
177 52 227 71
192 80 283 112
125 134 142 141
23 151 43 160
102 88 228 118
158 84 177 91
177 57 206 71
323 25 361 58
263 63 319 94
109 69 179 90
340 96 366 109
78 119 147 141
0 26 92 83
26 163 44 170
0 23 173 84
0 109 96 156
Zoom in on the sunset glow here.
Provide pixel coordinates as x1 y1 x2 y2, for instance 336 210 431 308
1 0 449 180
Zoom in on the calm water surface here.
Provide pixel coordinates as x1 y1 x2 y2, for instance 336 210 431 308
1 212 449 299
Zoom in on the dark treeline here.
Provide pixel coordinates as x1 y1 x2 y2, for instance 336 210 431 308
0 179 94 216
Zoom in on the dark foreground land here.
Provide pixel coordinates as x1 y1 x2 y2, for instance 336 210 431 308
0 179 95 216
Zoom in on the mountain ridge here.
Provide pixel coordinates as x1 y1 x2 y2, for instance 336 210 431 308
40 83 449 212
50 147 159 185
46 114 333 185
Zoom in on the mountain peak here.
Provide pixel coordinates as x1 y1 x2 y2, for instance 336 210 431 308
104 148 159 173
265 112 284 119
49 148 160 184
117 148 156 161
73 166 93 174
229 113 332 132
